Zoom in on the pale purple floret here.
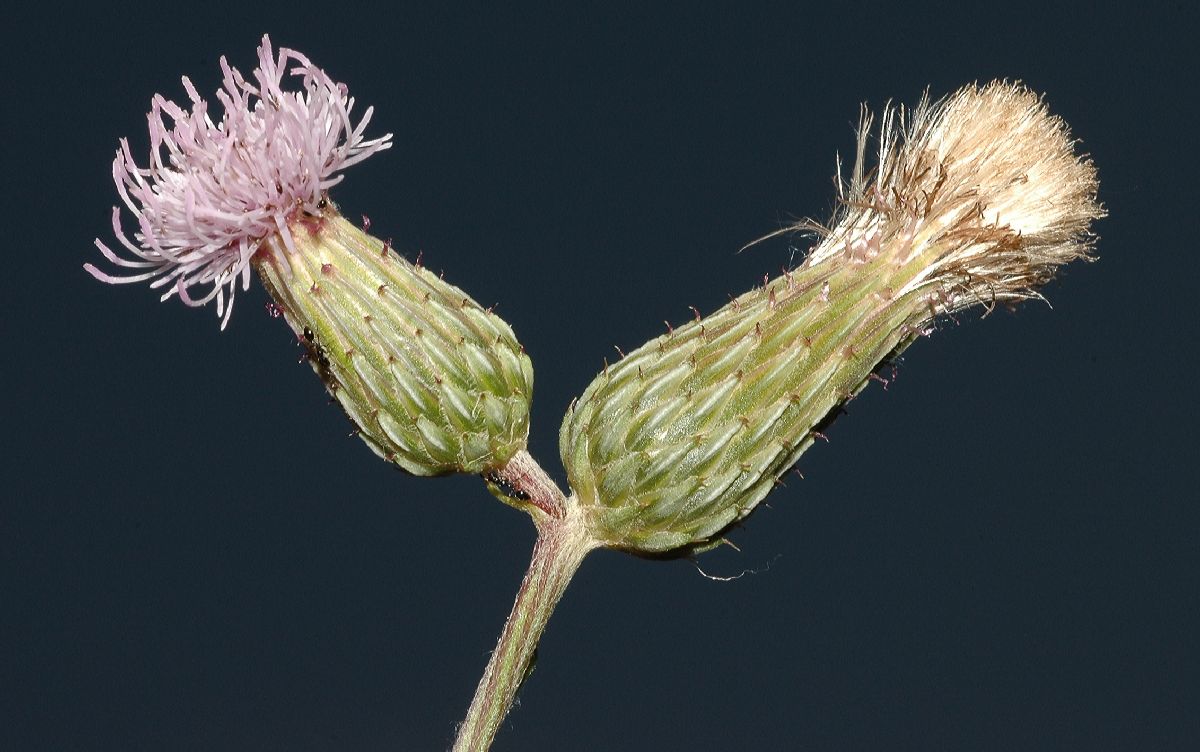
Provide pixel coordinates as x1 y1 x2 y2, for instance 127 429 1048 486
86 35 392 328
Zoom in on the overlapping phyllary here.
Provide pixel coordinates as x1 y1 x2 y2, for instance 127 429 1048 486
88 38 1101 752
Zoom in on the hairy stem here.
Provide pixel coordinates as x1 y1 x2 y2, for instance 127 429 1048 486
453 504 595 751
484 450 569 519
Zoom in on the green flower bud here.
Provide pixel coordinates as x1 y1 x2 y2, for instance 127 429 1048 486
561 82 1101 554
256 207 533 476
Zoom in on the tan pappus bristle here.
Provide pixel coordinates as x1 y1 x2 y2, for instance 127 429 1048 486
807 80 1103 319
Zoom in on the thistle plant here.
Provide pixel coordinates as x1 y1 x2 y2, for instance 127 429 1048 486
88 38 1101 751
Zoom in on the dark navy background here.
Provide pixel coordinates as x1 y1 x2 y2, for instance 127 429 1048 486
5 2 1196 750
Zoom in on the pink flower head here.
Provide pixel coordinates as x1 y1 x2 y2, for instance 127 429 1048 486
87 35 392 328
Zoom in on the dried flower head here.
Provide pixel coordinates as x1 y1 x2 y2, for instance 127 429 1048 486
86 35 392 328
806 80 1101 315
562 81 1102 554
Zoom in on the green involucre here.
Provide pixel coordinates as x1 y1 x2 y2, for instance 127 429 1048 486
256 211 533 476
561 255 926 553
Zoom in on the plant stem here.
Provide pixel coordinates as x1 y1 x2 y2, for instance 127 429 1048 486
483 450 569 519
453 505 595 751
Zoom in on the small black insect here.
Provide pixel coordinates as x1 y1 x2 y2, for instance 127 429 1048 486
485 472 531 502
300 327 331 370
